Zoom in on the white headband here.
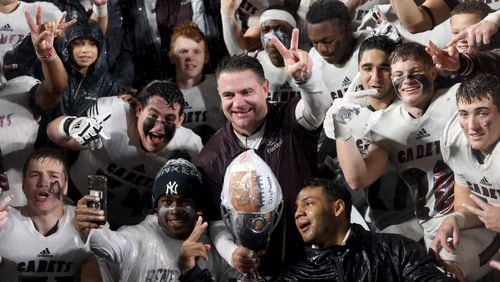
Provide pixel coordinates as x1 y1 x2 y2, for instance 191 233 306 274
259 9 297 28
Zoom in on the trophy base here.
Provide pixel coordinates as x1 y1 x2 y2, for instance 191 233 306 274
237 272 265 282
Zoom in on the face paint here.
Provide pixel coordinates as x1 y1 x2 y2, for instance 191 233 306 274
158 204 198 237
48 181 63 199
261 29 290 51
143 117 176 144
392 74 432 97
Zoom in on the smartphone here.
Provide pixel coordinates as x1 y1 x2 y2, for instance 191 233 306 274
87 175 107 225
0 147 9 191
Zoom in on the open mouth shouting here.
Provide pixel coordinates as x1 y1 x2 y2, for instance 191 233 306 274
36 190 51 202
148 131 165 146
296 218 312 235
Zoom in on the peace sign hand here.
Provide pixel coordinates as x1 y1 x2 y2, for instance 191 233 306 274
25 6 77 56
463 194 500 233
270 28 312 83
425 41 460 72
178 216 211 275
329 73 378 124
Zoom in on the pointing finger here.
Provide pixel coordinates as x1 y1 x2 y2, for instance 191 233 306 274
186 216 207 242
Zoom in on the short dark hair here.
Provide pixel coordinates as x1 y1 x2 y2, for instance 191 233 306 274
215 54 266 84
457 73 500 110
137 81 185 115
358 35 398 63
22 148 69 180
451 1 493 18
389 42 433 68
300 178 352 221
306 0 351 27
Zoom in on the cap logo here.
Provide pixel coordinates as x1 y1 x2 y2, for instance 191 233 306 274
165 181 178 195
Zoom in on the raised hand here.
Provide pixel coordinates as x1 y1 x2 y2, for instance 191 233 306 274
463 194 500 233
221 0 242 16
425 41 459 72
178 216 211 274
270 28 312 83
323 73 377 141
25 6 76 57
74 195 105 241
65 112 111 150
329 73 377 123
0 193 14 230
447 17 498 51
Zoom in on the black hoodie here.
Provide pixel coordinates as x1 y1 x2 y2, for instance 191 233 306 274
61 20 121 116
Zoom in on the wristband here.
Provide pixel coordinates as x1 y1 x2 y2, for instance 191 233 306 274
295 73 312 85
450 211 466 229
93 3 108 17
419 5 435 30
36 48 57 63
59 116 77 138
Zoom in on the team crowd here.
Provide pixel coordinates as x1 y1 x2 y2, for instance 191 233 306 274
1 0 500 281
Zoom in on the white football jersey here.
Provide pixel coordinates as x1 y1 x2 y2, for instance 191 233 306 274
253 50 302 104
0 2 62 82
179 74 226 131
88 214 236 282
0 76 40 207
442 112 500 204
0 206 91 281
309 32 368 100
70 97 203 226
342 102 416 230
367 84 460 223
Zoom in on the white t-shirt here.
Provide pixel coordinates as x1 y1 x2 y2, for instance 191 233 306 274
0 1 62 82
0 76 40 207
88 214 237 282
442 112 500 204
70 97 203 226
308 32 368 99
254 50 302 104
0 206 92 281
367 84 460 223
178 74 226 131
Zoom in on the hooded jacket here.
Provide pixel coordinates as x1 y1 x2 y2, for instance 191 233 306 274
61 20 121 116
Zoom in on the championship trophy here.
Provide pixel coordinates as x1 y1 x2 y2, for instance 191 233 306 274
221 150 283 282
